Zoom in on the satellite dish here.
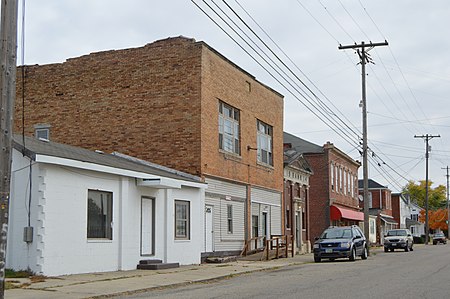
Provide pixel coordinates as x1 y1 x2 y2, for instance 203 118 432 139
358 195 364 202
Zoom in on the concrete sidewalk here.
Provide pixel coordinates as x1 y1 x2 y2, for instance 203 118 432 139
6 253 314 299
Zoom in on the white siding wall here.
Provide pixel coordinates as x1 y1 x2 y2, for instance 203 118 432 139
399 198 411 228
204 178 246 252
205 178 247 198
251 187 282 237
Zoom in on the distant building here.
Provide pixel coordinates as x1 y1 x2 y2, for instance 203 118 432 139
359 179 398 244
284 132 362 241
392 193 424 237
284 147 313 253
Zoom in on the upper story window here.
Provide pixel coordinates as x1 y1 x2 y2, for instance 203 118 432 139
330 163 335 191
257 120 273 166
218 101 240 155
343 170 347 195
350 174 354 197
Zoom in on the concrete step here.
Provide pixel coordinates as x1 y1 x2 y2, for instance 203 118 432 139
137 262 180 270
139 259 163 265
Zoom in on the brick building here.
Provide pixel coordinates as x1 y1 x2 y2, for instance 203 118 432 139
358 179 397 244
283 146 313 253
15 36 284 257
284 132 362 241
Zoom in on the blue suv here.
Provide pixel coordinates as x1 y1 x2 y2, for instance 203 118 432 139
313 225 368 262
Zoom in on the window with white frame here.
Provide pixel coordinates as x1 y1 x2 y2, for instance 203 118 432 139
350 174 354 197
339 167 343 193
257 120 273 166
175 200 190 240
218 101 240 155
227 204 233 233
335 166 338 192
87 190 113 239
344 170 347 195
331 163 335 191
34 124 51 140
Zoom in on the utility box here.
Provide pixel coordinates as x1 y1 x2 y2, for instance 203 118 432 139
23 226 33 243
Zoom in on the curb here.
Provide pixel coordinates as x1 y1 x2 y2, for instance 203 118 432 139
87 259 311 299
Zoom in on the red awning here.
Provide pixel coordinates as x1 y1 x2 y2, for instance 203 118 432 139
330 205 364 221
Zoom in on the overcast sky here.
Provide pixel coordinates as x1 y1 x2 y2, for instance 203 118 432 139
18 0 450 193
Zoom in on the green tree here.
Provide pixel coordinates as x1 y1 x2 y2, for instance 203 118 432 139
402 180 447 209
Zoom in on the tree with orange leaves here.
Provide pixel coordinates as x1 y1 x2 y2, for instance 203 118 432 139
419 209 448 231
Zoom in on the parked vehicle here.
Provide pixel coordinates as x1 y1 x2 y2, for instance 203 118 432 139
313 225 368 262
433 232 447 245
384 229 413 252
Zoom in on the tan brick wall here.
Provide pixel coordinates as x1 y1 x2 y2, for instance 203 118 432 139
15 37 284 193
15 37 204 175
200 45 284 191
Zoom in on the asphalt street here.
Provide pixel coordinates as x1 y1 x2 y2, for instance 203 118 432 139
123 244 450 299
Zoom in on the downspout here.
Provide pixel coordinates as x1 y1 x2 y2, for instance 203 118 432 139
117 177 126 270
164 189 169 263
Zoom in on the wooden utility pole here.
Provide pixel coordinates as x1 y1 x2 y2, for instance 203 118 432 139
338 41 388 250
0 0 18 297
442 166 450 237
414 134 440 244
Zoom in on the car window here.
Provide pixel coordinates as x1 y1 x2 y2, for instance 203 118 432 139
321 228 352 239
387 230 407 236
352 228 362 238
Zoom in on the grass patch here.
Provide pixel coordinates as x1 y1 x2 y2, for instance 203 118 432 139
5 269 31 278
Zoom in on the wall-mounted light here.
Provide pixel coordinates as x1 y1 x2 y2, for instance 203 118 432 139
247 145 257 151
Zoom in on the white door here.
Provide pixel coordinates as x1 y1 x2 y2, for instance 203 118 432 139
205 205 214 252
141 197 154 255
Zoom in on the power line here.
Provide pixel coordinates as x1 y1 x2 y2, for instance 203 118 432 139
192 0 362 150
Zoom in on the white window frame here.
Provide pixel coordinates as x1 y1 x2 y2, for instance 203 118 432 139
331 163 335 191
344 170 347 195
87 190 113 240
219 101 240 155
227 204 233 234
257 120 273 166
34 124 51 140
175 200 190 240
